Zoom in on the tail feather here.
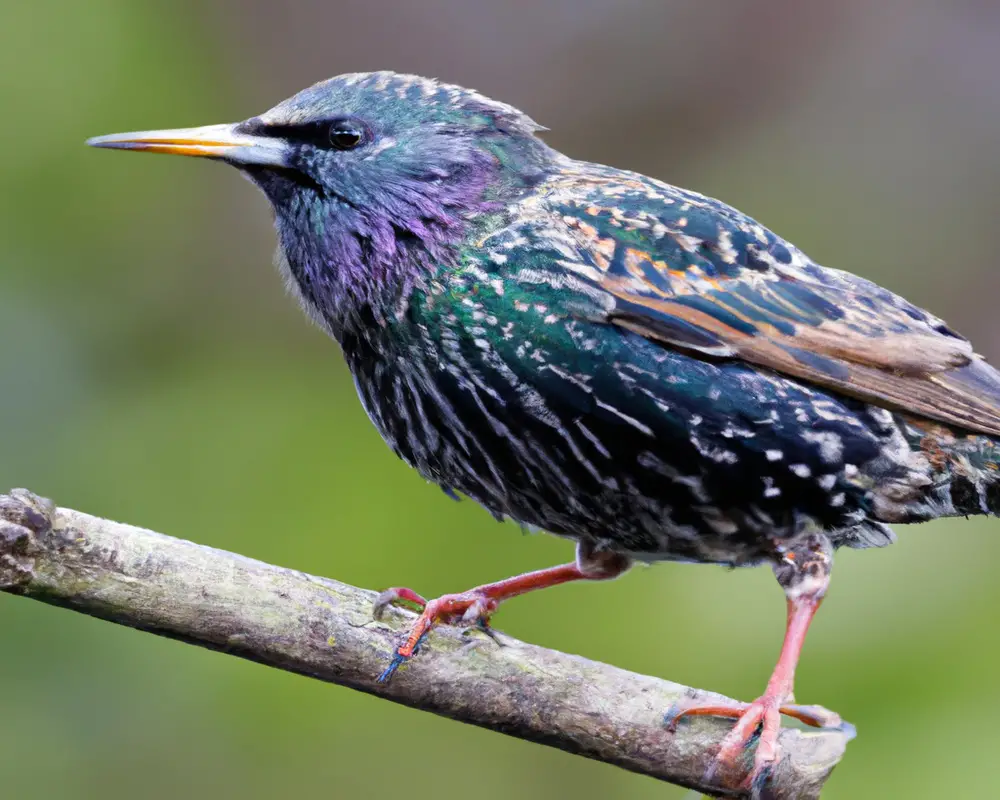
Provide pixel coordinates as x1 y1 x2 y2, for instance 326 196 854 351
891 417 1000 521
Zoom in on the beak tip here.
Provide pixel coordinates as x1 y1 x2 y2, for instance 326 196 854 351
86 134 131 150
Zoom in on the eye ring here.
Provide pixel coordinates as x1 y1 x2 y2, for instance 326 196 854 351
328 124 364 150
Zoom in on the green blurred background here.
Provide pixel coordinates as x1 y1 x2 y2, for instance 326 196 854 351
3 1 1000 797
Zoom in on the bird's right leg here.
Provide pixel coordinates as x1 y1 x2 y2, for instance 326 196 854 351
664 533 850 793
373 540 632 682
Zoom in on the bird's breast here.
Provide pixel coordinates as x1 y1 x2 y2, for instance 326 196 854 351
338 316 886 566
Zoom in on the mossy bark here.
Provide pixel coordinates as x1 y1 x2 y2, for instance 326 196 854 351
0 489 848 798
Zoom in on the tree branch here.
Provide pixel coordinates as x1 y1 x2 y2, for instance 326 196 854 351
0 489 849 798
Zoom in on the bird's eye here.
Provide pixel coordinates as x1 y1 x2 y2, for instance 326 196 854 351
328 124 364 150
252 117 369 152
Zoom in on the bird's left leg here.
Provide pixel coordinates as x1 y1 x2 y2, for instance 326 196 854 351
664 532 849 792
373 540 631 682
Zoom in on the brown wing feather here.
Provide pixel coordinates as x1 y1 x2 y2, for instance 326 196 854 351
539 167 1000 437
610 291 1000 437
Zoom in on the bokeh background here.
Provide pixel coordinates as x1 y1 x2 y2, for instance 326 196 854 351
3 1 1000 797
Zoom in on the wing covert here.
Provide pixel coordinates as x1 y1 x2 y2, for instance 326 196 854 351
538 169 1000 436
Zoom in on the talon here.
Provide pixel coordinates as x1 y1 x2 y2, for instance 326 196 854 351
373 586 428 619
371 553 631 682
663 699 749 732
676 696 779 790
713 698 772 775
666 694 852 792
748 760 775 799
778 702 843 730
374 589 496 683
376 630 430 683
666 535 848 791
376 652 407 684
662 704 684 732
837 719 859 741
463 617 504 646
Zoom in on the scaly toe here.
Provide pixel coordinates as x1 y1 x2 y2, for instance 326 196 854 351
731 700 782 792
778 702 843 730
376 629 430 683
714 701 770 767
663 698 750 732
372 586 428 619
376 590 498 683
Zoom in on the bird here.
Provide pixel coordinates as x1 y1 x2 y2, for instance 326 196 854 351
87 71 1000 792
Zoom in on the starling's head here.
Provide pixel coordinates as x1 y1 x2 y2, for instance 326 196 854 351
88 71 553 337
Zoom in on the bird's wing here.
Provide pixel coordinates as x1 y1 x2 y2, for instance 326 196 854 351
533 169 1000 436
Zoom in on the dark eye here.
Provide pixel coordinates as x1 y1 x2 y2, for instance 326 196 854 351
249 117 370 151
328 124 364 150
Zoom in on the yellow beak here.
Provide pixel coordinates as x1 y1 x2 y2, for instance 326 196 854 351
87 122 288 166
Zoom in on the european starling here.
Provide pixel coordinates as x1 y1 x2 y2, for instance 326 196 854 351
88 72 1000 791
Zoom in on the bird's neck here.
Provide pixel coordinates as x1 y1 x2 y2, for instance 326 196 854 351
276 140 554 346
275 199 476 346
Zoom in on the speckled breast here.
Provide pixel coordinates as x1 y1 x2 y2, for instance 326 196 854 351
339 317 914 566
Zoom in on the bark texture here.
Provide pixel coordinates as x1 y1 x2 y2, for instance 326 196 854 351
0 489 850 798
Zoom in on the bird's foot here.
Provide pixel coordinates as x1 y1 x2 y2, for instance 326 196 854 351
371 552 630 684
665 695 850 792
373 585 501 683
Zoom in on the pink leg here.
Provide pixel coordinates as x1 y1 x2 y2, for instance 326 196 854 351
665 534 848 792
373 541 631 682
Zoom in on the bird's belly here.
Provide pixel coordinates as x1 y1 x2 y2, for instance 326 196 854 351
347 345 903 565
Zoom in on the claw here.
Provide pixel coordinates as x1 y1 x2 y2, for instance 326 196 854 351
464 617 504 646
665 694 851 793
376 630 429 683
373 586 428 619
663 699 749 732
376 652 407 684
837 719 858 741
748 761 775 800
778 702 844 730
711 698 776 785
370 555 631 683
373 589 497 684
372 586 433 683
